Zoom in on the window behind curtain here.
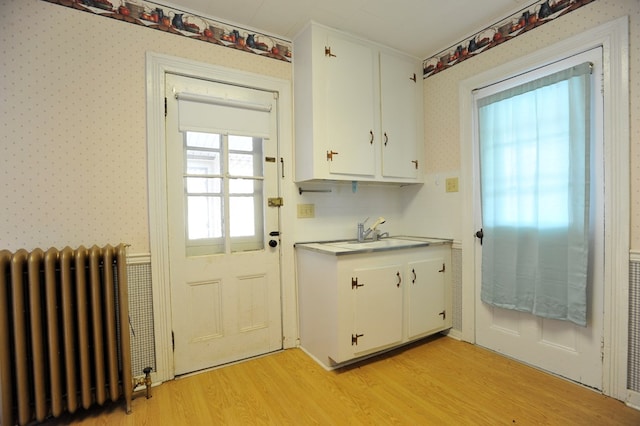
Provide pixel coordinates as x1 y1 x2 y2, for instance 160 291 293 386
476 62 592 326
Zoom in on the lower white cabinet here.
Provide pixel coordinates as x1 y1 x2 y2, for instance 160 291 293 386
296 244 452 369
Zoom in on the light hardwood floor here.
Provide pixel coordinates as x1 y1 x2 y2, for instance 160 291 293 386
51 335 640 425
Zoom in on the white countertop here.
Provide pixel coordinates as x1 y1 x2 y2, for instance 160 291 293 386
294 236 453 256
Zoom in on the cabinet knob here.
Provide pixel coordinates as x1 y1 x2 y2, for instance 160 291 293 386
369 130 374 145
412 160 419 169
384 132 389 146
410 73 417 82
396 271 402 288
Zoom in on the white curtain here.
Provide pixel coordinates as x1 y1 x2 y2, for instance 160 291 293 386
477 62 592 326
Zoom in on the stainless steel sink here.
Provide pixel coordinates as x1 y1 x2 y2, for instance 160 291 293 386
327 238 426 251
295 236 452 255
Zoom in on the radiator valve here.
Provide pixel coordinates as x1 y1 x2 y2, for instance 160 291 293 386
133 367 153 399
143 367 152 399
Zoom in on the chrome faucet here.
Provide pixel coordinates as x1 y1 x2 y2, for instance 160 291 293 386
357 216 386 242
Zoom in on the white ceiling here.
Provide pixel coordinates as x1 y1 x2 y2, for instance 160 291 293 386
156 0 535 58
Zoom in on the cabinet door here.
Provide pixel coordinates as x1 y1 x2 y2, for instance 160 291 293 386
351 264 403 355
380 52 421 179
325 33 377 177
406 258 446 339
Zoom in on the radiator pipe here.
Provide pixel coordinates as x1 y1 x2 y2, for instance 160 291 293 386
143 367 153 399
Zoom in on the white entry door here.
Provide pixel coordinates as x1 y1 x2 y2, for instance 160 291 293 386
165 73 282 375
474 49 604 389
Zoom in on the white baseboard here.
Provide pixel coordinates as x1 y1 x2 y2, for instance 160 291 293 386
626 390 640 411
445 329 463 341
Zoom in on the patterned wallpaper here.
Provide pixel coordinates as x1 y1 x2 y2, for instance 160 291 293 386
43 0 292 63
0 0 291 253
423 0 597 79
422 0 640 248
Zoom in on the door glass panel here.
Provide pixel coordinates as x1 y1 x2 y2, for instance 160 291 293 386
187 131 221 149
186 176 221 194
229 135 264 253
230 196 256 237
185 131 224 256
184 131 265 255
229 135 253 151
187 194 222 239
229 135 262 177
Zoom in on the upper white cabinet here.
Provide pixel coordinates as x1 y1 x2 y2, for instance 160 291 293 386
293 22 424 184
380 51 422 179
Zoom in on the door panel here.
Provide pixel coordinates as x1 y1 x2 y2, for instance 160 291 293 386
380 51 420 179
407 258 445 339
166 73 282 375
352 265 403 355
325 33 377 176
186 280 223 342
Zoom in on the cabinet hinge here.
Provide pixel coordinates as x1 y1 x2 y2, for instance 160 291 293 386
164 97 168 117
438 310 446 320
327 150 338 161
325 46 336 57
351 333 364 345
352 277 364 289
172 330 175 351
439 263 445 273
412 160 419 170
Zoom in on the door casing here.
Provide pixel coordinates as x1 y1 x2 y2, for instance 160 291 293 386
460 17 629 400
145 52 296 383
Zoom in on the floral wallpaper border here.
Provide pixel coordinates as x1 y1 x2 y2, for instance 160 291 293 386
423 0 597 79
43 0 293 63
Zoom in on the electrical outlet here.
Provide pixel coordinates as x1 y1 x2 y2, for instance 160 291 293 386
297 203 315 218
445 177 459 193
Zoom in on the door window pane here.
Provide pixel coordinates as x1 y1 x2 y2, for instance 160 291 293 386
186 177 221 194
229 135 264 252
230 197 256 237
184 132 265 255
229 135 253 151
187 132 220 149
187 195 223 239
229 178 253 194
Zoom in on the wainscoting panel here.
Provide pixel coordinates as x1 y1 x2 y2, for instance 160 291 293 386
127 256 156 378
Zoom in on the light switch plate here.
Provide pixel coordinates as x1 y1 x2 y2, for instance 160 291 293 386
297 203 315 218
445 177 459 193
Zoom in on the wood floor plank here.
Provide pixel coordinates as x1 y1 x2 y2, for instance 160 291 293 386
48 336 640 425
